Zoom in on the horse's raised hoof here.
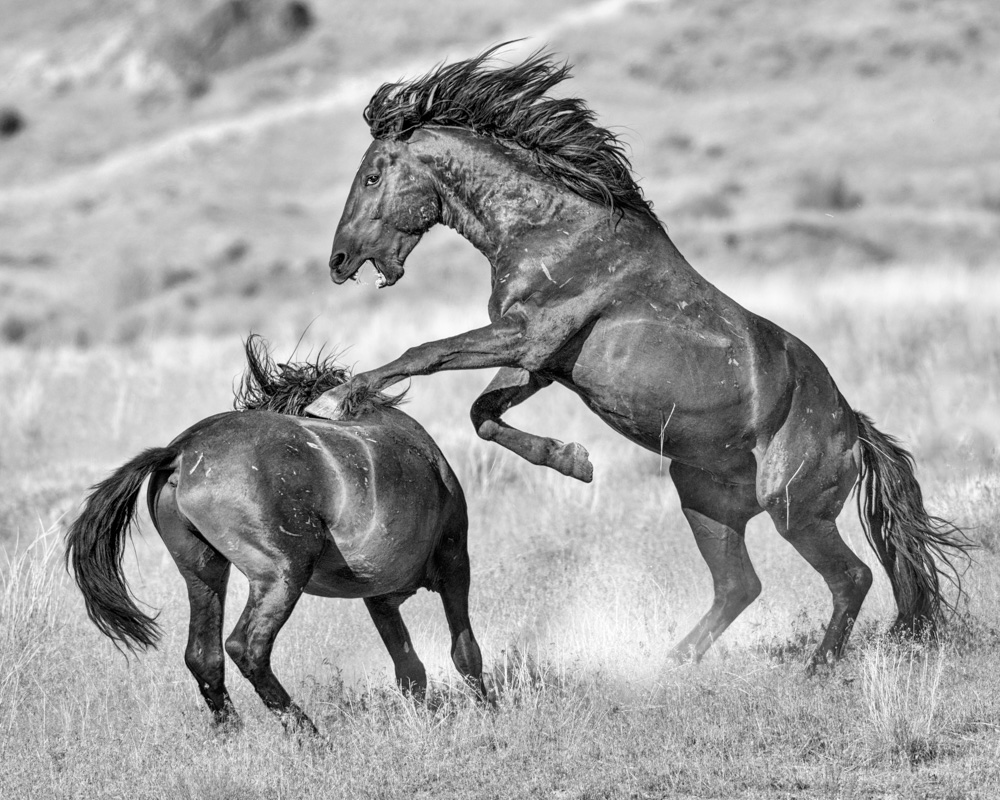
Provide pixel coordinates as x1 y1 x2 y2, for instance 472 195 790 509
551 441 593 483
304 386 351 420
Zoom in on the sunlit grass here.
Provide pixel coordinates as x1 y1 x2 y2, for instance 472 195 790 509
1 266 998 796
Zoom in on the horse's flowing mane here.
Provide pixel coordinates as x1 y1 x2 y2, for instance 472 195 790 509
364 43 659 224
234 334 405 417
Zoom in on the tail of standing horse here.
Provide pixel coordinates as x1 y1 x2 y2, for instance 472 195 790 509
65 446 179 652
853 412 970 634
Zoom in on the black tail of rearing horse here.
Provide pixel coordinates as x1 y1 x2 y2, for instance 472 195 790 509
854 412 969 633
65 446 179 652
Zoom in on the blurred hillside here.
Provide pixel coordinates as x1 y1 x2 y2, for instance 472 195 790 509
1 0 998 347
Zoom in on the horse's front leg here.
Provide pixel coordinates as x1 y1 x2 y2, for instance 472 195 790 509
305 314 547 418
471 367 593 482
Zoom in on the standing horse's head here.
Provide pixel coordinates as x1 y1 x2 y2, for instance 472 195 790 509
328 138 440 288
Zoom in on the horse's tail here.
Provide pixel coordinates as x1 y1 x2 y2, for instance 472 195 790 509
65 446 179 652
853 411 970 634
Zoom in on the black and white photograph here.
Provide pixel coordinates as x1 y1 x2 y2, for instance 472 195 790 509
1 1 998 797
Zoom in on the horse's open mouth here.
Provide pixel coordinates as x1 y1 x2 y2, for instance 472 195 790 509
330 246 408 288
329 257 397 289
357 259 403 289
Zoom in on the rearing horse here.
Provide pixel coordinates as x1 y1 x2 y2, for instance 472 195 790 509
306 46 968 668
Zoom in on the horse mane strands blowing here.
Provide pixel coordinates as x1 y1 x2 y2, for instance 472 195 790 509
234 333 406 418
363 42 659 224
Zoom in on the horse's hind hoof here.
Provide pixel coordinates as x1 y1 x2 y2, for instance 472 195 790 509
552 441 593 483
211 708 243 736
805 649 837 677
279 710 320 737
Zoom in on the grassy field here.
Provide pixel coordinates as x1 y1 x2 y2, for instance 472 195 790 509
2 0 1000 797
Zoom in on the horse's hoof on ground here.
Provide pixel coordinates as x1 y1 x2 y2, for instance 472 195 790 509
553 442 593 482
666 648 698 667
280 712 320 737
805 650 837 677
211 710 243 736
471 677 498 710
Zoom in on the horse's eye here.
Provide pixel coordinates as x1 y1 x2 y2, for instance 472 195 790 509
364 174 380 187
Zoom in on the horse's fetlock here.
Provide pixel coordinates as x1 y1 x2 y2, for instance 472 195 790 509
475 419 501 442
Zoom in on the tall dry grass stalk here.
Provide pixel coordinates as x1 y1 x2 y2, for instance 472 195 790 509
0 525 65 743
859 638 949 765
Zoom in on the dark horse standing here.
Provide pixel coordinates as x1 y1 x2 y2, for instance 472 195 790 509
66 338 485 733
305 47 969 669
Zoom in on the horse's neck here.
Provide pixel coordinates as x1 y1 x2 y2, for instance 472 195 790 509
420 130 596 262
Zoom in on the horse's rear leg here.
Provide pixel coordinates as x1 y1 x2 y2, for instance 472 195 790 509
225 571 316 734
434 529 486 698
154 487 237 727
471 367 593 482
364 595 428 697
668 462 764 662
179 557 236 726
758 429 872 670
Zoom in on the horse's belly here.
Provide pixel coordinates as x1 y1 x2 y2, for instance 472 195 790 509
558 317 757 473
304 516 440 598
303 463 446 599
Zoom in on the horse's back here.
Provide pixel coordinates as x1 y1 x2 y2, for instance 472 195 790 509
153 410 464 598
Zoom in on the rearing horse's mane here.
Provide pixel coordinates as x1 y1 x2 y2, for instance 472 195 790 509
234 334 405 417
364 43 659 224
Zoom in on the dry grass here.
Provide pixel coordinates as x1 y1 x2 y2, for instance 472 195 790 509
1 266 999 797
2 0 999 796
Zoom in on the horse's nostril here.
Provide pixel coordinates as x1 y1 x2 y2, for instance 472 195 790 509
329 252 347 270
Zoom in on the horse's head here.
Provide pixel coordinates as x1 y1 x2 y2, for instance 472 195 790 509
328 138 440 288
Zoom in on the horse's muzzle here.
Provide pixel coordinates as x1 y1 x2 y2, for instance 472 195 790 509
328 251 358 284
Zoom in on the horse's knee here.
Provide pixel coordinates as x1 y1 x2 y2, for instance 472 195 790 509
852 563 873 592
185 642 225 684
470 389 494 427
832 563 873 605
224 634 249 673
